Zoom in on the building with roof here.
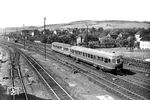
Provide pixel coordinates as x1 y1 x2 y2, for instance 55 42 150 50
118 32 129 39
76 33 86 45
107 34 118 39
135 31 142 42
140 36 150 49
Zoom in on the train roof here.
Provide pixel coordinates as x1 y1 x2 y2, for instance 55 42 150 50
52 42 71 47
71 46 121 58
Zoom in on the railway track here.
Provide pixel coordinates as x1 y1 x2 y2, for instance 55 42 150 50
23 40 150 74
17 49 74 100
123 57 150 73
22 41 150 83
23 43 150 100
8 47 29 100
52 51 150 100
2 40 150 100
121 75 150 90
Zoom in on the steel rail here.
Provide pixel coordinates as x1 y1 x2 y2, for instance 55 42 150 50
34 47 149 100
1 41 149 100
3 45 29 100
19 50 74 100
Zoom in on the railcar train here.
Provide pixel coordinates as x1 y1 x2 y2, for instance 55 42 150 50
52 42 123 72
51 42 71 55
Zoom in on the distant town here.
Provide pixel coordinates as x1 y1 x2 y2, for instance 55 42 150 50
2 20 150 51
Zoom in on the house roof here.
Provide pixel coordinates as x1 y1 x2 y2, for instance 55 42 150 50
109 34 118 39
118 32 129 38
119 32 129 36
141 36 150 41
135 31 142 35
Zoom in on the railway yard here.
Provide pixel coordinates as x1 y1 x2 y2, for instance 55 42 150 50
0 39 150 100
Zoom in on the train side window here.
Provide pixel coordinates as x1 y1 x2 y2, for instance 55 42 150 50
101 57 103 61
65 48 68 51
74 50 77 54
104 58 110 63
79 51 81 55
88 54 90 58
78 51 80 55
76 51 78 54
108 59 110 63
93 55 96 59
90 55 92 59
85 53 87 57
83 53 85 56
98 57 103 61
84 53 86 56
104 58 107 63
71 49 74 53
112 59 116 63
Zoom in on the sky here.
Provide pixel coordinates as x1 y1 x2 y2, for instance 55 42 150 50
0 0 150 28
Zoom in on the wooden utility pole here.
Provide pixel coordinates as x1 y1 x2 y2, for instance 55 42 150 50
4 28 6 39
86 24 89 47
23 24 25 49
44 17 46 60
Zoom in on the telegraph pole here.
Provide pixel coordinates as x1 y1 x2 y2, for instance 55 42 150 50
44 17 46 60
86 24 89 47
16 27 18 41
4 28 6 39
23 24 25 49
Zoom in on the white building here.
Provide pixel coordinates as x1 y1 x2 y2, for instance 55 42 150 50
76 36 84 45
135 34 141 42
135 31 142 42
140 41 150 49
140 36 150 49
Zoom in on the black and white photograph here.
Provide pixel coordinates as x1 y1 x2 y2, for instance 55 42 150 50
0 0 150 100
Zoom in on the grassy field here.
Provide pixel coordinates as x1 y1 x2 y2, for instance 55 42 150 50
97 47 150 61
62 20 150 29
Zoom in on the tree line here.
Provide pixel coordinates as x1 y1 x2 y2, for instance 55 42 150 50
8 27 150 49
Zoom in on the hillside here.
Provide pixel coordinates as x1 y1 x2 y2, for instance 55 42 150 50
61 20 150 29
1 20 150 33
